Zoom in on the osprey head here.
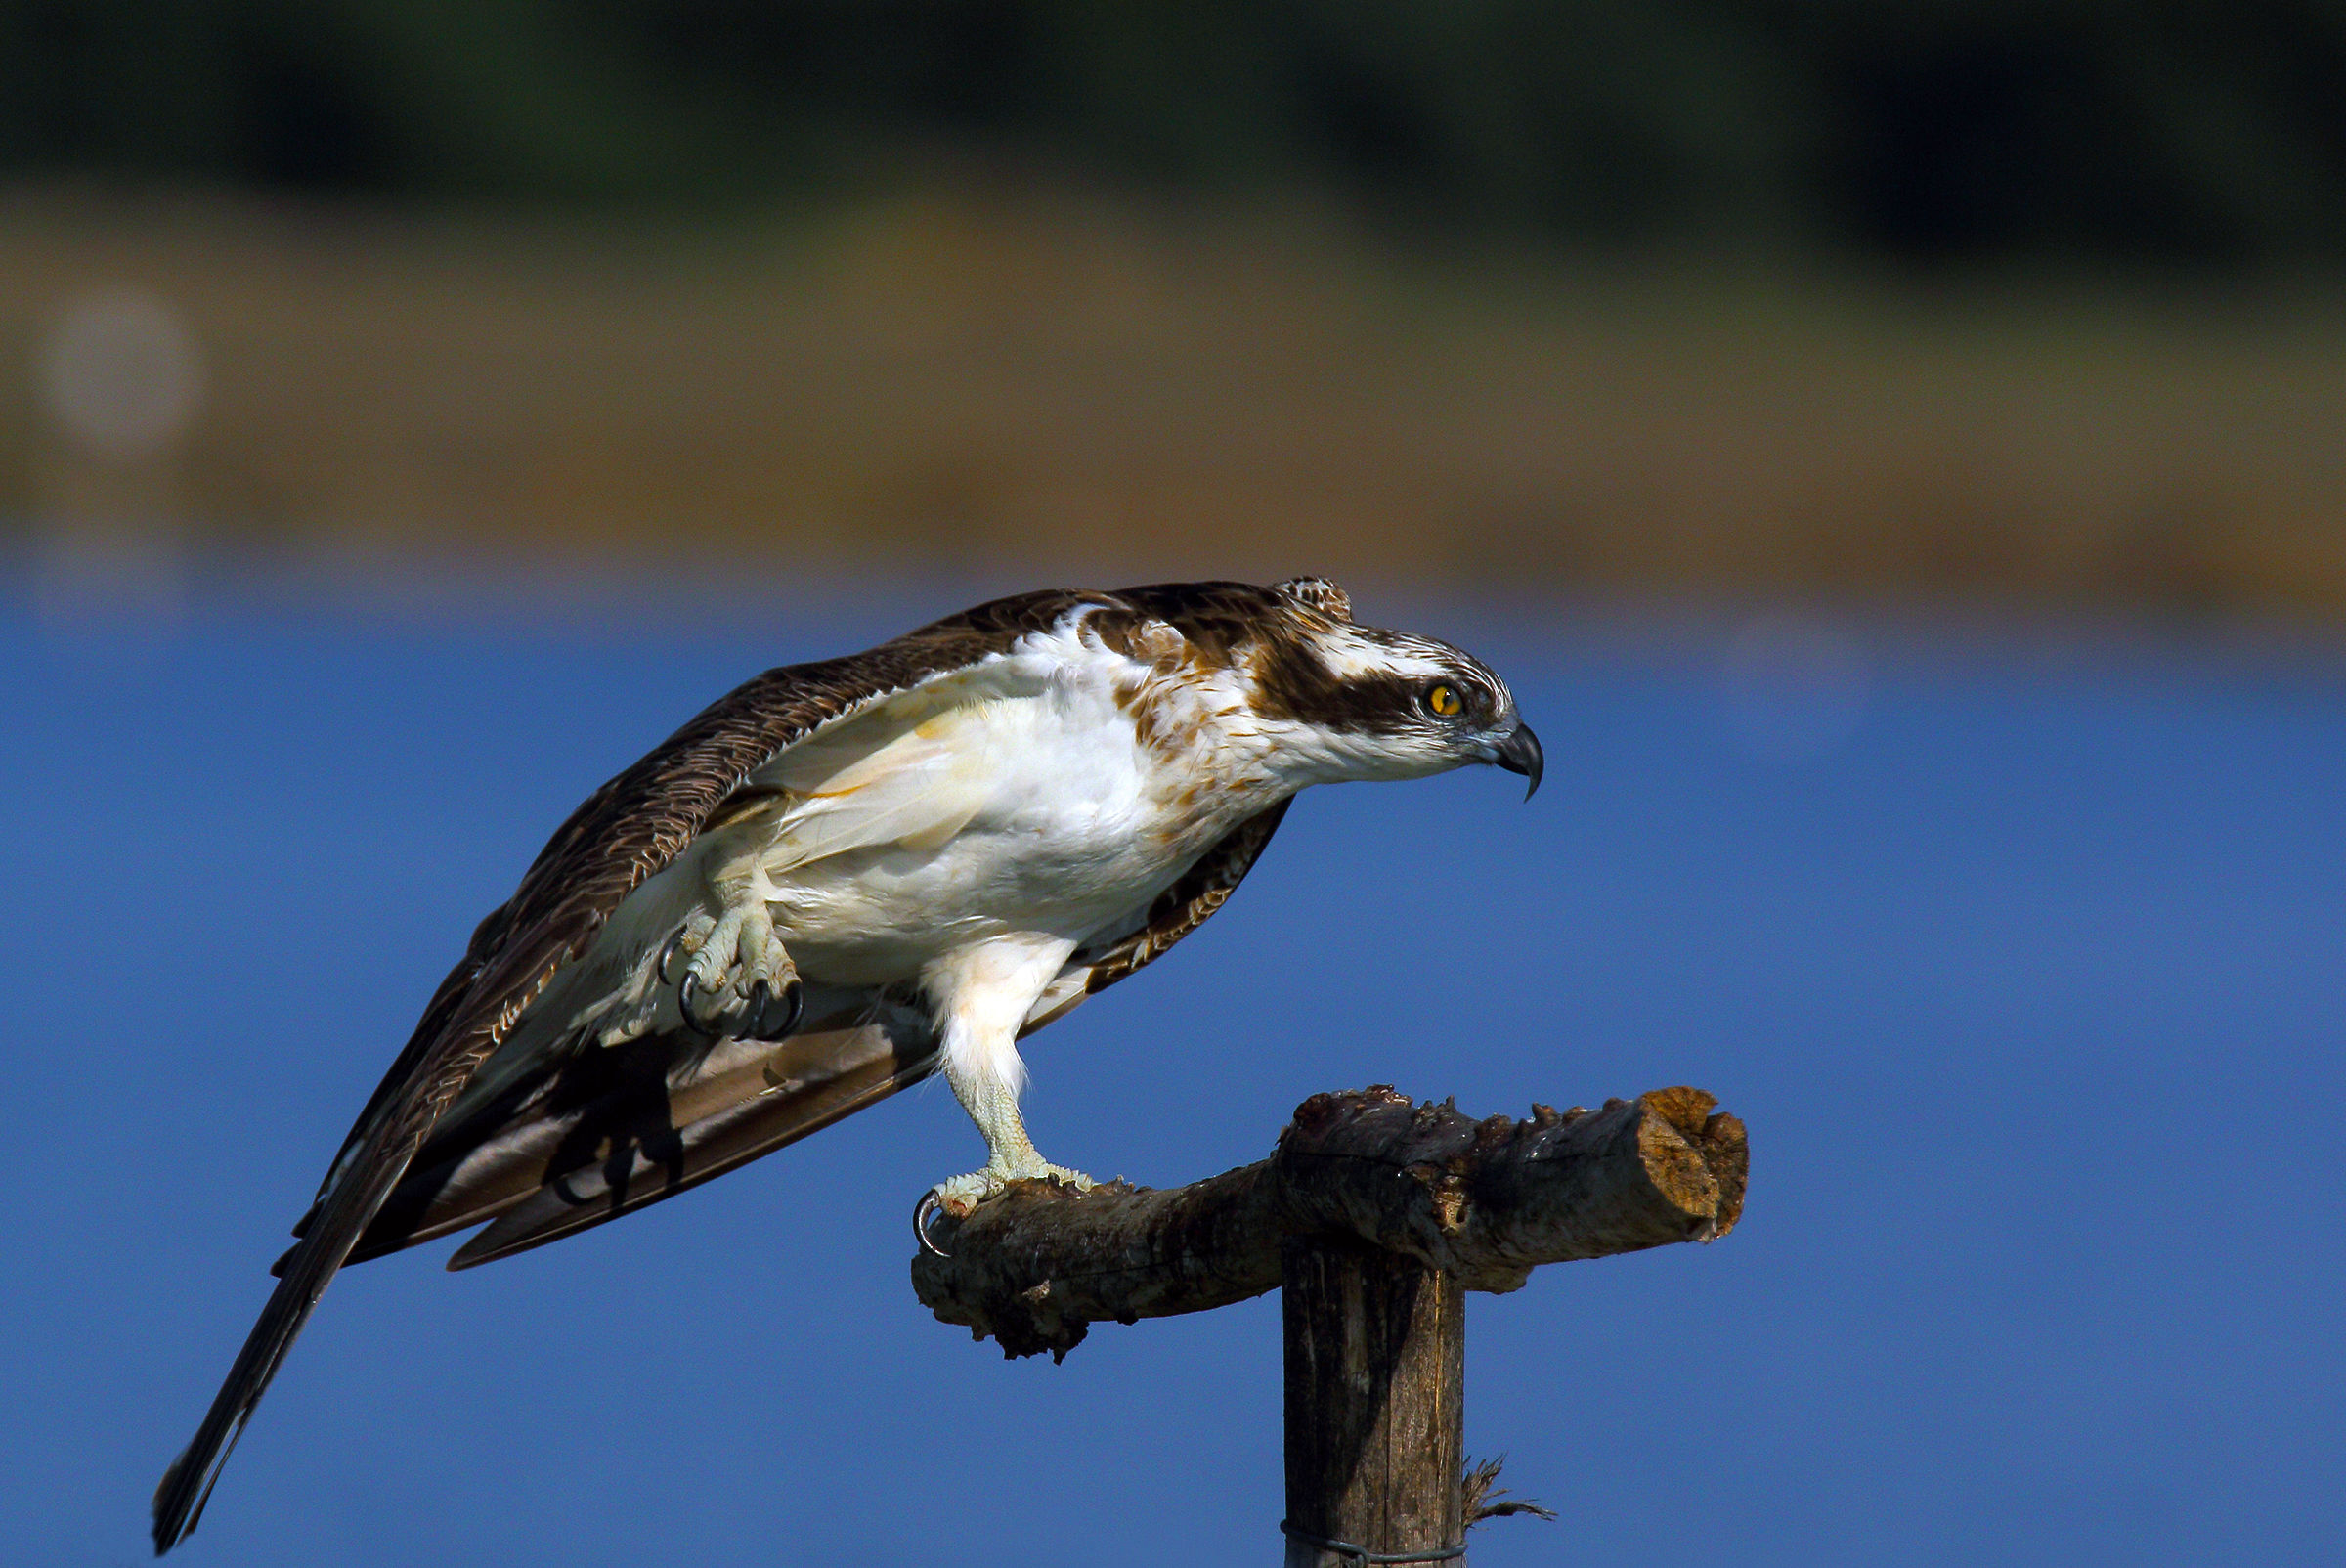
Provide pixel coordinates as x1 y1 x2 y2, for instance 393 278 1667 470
1255 578 1542 797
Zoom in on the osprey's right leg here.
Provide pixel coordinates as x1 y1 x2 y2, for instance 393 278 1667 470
926 1059 1095 1218
661 892 803 1042
918 936 1096 1231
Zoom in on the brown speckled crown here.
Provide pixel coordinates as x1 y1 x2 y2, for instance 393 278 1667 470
1273 575 1353 623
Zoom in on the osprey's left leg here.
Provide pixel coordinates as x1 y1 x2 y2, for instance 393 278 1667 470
660 887 804 1043
922 937 1097 1220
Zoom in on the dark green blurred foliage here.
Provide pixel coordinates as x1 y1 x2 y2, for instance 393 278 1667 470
6 0 2346 262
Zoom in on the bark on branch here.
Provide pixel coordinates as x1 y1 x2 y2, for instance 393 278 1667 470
910 1084 1747 1360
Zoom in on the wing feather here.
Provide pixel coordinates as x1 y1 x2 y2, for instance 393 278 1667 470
335 999 930 1266
763 712 1000 871
446 1015 936 1268
153 589 1107 1554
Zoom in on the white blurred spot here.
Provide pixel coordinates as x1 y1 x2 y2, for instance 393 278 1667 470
1719 612 1871 763
38 287 205 463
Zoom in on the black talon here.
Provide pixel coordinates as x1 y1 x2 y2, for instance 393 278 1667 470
658 928 691 985
913 1192 950 1257
752 978 804 1042
677 971 719 1040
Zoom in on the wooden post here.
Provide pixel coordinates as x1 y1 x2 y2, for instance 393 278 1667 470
1282 1240 1465 1567
909 1085 1746 1558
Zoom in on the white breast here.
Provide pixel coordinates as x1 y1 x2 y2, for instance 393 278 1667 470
732 619 1277 985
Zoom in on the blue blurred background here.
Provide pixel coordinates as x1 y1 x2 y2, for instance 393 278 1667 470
5 6 2345 1565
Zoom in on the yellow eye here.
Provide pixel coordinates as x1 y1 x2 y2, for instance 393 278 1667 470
1426 682 1463 718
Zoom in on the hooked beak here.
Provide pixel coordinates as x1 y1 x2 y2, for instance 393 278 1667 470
1489 719 1544 799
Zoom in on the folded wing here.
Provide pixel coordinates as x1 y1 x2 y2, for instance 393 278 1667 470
152 592 1110 1554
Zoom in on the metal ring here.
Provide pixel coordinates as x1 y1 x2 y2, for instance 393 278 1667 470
1279 1521 1466 1566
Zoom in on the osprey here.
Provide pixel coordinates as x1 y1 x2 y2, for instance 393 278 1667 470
152 578 1542 1552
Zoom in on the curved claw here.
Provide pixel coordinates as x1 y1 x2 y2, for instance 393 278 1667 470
676 970 720 1040
658 928 692 986
739 977 799 1040
913 1191 950 1257
751 978 804 1042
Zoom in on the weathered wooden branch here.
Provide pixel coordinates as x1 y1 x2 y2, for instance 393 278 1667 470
910 1084 1746 1360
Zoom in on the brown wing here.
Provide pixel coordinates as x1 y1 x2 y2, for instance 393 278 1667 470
153 587 1120 1554
329 993 940 1271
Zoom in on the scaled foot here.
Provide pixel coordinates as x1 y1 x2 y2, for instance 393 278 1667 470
930 1159 1097 1217
659 900 803 1041
914 1158 1096 1256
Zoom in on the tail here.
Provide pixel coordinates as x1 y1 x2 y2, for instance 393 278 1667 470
151 1115 424 1553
